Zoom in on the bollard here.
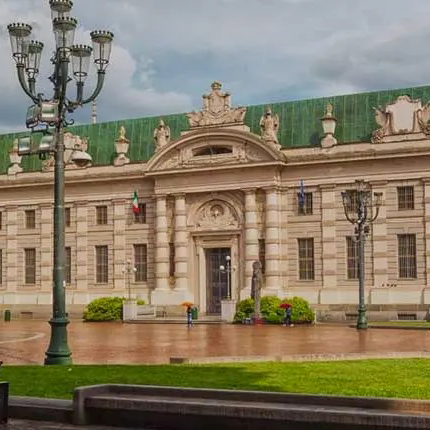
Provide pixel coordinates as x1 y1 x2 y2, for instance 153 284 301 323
3 310 10 322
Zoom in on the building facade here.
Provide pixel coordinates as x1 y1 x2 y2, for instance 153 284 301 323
1 82 430 320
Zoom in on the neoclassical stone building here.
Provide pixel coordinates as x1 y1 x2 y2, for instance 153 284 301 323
1 81 430 320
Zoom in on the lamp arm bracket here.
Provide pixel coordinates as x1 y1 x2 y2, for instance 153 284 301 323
81 71 105 105
17 65 39 103
370 207 380 223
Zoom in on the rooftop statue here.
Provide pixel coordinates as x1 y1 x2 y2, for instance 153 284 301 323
260 107 280 150
154 119 171 151
187 81 246 128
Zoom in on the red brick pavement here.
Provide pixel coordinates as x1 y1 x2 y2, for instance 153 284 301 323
0 321 429 365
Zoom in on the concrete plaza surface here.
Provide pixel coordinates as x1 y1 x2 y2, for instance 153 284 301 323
2 420 140 429
1 321 430 365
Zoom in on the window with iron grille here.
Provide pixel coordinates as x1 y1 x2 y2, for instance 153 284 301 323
95 245 108 284
65 247 71 285
65 208 71 227
398 234 417 278
169 242 175 277
258 238 266 274
25 210 36 229
297 192 313 215
0 249 3 285
96 206 108 225
397 186 414 210
134 203 147 224
298 238 314 280
346 236 359 279
134 244 147 282
24 248 36 284
344 190 358 213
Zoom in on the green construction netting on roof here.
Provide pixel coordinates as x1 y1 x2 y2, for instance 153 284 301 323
1 84 430 174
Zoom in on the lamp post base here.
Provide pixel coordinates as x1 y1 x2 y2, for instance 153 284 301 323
356 308 368 330
44 318 72 365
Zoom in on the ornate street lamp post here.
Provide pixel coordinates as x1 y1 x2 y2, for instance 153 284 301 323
7 0 114 365
341 180 383 330
122 260 137 301
220 255 232 300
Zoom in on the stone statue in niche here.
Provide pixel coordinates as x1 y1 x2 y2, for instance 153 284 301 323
187 81 247 128
114 125 130 166
259 107 281 150
251 261 263 321
372 95 430 143
153 118 171 151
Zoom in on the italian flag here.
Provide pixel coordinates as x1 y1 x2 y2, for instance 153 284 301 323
132 191 139 214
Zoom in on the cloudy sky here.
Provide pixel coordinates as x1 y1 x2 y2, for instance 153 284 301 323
0 0 429 132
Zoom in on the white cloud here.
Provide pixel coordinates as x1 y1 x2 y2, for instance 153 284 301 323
1 0 430 131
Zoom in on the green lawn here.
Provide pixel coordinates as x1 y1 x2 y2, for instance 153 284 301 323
369 321 430 328
2 359 430 400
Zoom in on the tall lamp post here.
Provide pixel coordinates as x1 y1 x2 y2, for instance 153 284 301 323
7 0 114 365
123 260 137 300
341 180 382 330
219 255 232 300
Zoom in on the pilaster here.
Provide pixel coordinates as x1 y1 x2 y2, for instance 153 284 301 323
174 194 189 291
6 206 18 294
320 185 337 288
75 202 88 291
154 195 169 291
40 203 53 292
113 199 127 291
371 181 388 287
244 189 259 293
264 187 281 292
423 179 430 287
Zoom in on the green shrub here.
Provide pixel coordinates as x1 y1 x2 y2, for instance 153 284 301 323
233 295 314 324
281 296 315 324
83 297 146 322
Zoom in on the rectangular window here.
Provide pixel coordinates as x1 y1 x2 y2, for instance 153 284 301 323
24 248 36 284
398 234 417 278
298 238 314 280
0 249 3 285
344 190 358 213
25 210 36 229
96 206 108 225
95 245 108 284
0 212 3 230
65 208 71 227
298 192 313 215
258 238 266 274
169 242 175 277
397 186 414 210
65 247 71 285
346 236 359 279
134 203 147 224
134 244 147 282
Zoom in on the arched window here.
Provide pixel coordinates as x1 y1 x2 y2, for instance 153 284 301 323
193 146 233 156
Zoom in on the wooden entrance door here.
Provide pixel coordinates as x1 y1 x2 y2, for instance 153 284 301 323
206 248 230 315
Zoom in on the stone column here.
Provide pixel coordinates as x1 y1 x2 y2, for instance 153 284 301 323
154 195 169 292
75 202 88 297
244 189 259 294
320 185 337 288
264 187 281 294
40 203 53 293
5 206 18 302
113 199 127 292
371 181 388 288
174 194 188 291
